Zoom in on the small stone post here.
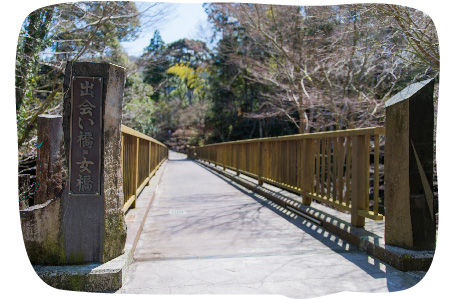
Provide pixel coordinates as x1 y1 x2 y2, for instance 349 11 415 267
384 78 436 250
20 115 65 265
35 115 64 205
61 61 127 263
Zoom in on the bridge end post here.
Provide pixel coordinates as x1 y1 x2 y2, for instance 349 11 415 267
384 79 436 250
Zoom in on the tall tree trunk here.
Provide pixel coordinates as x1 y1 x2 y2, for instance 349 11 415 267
299 108 309 134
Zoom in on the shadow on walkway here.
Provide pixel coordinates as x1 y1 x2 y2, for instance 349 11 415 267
194 162 421 290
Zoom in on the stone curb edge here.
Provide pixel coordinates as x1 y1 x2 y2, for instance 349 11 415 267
33 245 133 292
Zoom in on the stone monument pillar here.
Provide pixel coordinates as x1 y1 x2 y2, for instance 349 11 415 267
62 61 126 263
384 78 436 250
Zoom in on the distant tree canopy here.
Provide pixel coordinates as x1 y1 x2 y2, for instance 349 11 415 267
141 34 211 97
203 3 437 139
16 2 438 153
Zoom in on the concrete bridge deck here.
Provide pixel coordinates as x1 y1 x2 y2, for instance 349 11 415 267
117 151 423 297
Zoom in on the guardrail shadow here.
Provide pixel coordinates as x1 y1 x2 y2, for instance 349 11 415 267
194 162 422 291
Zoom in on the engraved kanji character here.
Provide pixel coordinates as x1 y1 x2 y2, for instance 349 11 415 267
80 81 94 97
79 117 94 129
76 174 93 192
79 99 96 116
77 131 94 148
76 156 94 173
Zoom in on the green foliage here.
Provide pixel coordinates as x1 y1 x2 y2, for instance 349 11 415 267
142 30 169 94
50 2 140 58
167 63 209 105
123 72 156 136
16 1 144 151
142 35 212 102
16 6 54 112
137 35 214 147
167 63 206 92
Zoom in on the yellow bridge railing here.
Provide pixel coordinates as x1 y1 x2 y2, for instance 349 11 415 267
188 127 385 227
121 125 168 212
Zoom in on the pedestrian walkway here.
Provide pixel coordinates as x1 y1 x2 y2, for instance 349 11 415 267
117 151 423 297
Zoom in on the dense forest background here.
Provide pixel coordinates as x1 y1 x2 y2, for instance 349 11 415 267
16 1 438 158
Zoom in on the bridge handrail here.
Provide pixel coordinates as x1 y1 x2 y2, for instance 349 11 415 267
189 127 385 227
121 125 168 212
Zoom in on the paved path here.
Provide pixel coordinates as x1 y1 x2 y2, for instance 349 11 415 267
118 151 422 297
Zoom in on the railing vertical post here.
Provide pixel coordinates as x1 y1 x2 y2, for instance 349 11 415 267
121 133 124 177
223 145 226 170
351 135 369 227
133 136 139 209
236 144 240 176
147 141 151 186
258 141 263 185
301 138 315 205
